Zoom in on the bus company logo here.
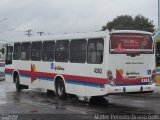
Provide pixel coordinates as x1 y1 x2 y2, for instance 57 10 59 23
51 63 64 71
54 66 64 71
51 63 54 69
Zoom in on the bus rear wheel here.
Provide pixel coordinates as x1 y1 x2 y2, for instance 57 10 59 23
55 79 67 99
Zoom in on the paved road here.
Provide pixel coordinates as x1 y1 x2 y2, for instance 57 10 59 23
0 80 160 120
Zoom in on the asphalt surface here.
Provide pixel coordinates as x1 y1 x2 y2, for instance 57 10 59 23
0 80 160 120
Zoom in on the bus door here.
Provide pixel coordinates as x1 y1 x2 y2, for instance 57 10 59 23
5 45 13 65
109 33 154 86
4 44 13 82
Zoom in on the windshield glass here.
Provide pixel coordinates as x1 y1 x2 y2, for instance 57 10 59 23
110 33 153 54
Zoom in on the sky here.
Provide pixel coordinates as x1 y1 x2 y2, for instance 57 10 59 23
0 0 158 41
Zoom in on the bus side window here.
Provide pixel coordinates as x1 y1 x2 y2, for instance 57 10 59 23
55 40 69 62
13 43 21 60
87 38 104 64
31 42 42 61
21 42 31 61
42 41 55 62
6 46 13 65
70 39 86 63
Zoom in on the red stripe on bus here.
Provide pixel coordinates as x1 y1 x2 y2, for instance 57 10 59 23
63 74 107 84
5 68 108 84
123 77 150 83
19 70 31 75
35 71 56 78
5 68 14 73
5 68 150 84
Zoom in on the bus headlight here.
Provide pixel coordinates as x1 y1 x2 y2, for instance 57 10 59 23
107 70 115 86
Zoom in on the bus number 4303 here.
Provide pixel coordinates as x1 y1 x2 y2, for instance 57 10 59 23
141 78 150 83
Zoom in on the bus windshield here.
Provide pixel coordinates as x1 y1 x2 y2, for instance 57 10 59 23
110 33 153 54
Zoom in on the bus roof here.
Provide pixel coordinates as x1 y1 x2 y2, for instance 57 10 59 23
7 30 108 43
111 30 152 35
7 30 152 43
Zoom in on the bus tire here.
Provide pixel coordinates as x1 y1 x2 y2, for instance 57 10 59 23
55 79 67 99
47 89 55 96
89 96 109 106
15 75 22 91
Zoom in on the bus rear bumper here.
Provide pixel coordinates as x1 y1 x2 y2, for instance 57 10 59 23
105 83 156 94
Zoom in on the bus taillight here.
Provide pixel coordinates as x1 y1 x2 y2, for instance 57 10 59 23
151 69 156 82
107 70 115 86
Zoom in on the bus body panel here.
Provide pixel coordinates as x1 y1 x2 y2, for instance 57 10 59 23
108 54 155 80
4 30 155 98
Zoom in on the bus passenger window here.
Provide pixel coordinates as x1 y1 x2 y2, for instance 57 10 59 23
31 42 42 61
42 41 55 61
87 38 104 64
6 46 13 65
13 43 21 60
21 42 31 60
70 39 86 63
55 40 69 62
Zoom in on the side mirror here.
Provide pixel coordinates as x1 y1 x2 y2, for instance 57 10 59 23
1 48 5 54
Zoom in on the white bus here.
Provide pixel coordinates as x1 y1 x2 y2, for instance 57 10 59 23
0 52 5 80
4 30 155 101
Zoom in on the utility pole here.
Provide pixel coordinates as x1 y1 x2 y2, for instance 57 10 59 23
37 31 44 36
25 29 32 37
158 0 160 27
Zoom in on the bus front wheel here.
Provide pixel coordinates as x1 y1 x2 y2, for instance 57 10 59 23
55 79 67 99
15 75 22 91
14 75 28 91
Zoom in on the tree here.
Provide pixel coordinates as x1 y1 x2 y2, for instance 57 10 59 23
102 15 155 32
134 15 155 32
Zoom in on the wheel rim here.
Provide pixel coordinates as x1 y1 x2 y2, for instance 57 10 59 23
15 77 19 85
57 85 63 96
